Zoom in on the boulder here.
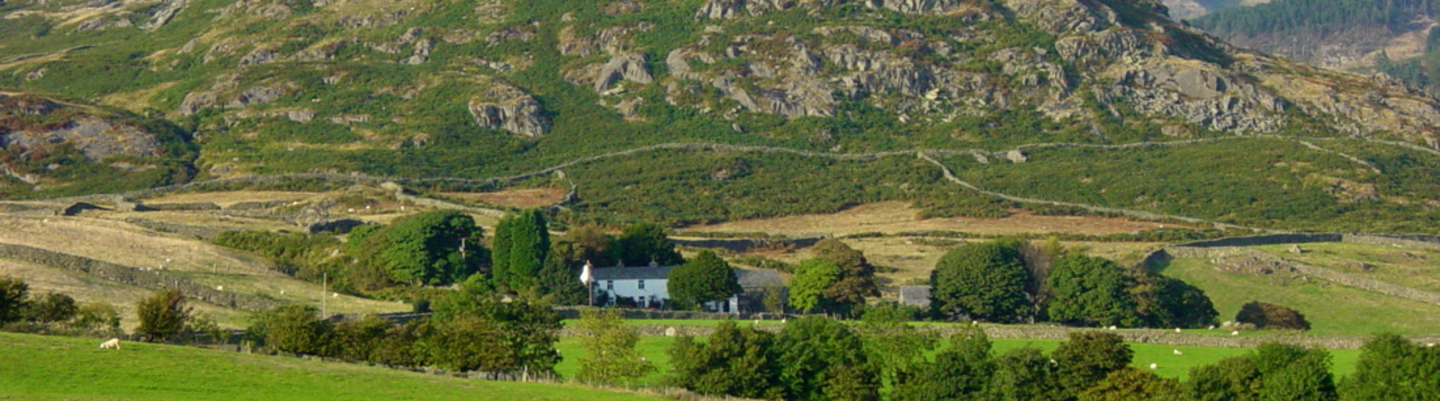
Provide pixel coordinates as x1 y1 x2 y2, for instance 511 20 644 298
468 81 551 137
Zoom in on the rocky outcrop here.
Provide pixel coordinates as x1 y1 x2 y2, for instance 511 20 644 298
468 81 551 137
1 118 160 160
866 0 966 14
1099 59 1287 132
593 52 653 93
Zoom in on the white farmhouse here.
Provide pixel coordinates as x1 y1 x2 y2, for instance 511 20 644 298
592 264 674 309
590 264 783 313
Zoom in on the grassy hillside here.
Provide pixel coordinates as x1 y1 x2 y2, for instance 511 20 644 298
1159 256 1440 336
0 332 661 401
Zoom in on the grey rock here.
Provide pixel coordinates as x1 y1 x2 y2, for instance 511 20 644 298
226 86 286 108
286 110 315 122
594 52 653 93
178 92 216 116
239 47 280 66
2 118 160 160
468 81 551 137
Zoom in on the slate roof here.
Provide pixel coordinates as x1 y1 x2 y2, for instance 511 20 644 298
735 269 783 289
591 266 675 281
900 286 932 307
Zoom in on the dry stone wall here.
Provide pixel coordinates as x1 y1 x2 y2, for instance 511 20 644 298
0 243 284 311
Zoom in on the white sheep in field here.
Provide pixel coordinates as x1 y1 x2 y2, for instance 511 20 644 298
1173 349 1183 356
99 338 121 350
1149 363 1158 370
1231 331 1240 336
1175 328 1182 333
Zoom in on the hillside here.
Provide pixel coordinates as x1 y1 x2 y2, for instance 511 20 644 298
1191 0 1440 70
3 0 1440 232
0 332 661 401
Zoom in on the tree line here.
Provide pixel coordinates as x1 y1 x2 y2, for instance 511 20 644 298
929 238 1219 329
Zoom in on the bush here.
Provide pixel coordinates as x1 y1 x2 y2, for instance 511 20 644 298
254 304 331 355
929 240 1032 323
70 302 122 335
27 292 78 324
668 321 783 399
0 276 30 324
135 289 191 342
1235 301 1311 331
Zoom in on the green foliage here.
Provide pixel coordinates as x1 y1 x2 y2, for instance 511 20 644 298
811 239 879 316
667 321 783 399
351 210 485 287
328 315 392 363
1053 331 1135 395
0 276 30 324
492 209 551 291
989 347 1068 401
857 304 938 394
1236 301 1311 331
1187 343 1337 401
1048 254 1142 327
789 259 841 313
69 302 121 335
1078 368 1185 401
666 250 740 309
773 317 879 401
930 240 1033 323
424 292 562 374
1128 265 1219 329
892 326 994 401
613 223 683 267
575 308 655 386
135 288 191 342
251 304 330 355
536 255 588 306
27 292 77 324
1340 333 1440 400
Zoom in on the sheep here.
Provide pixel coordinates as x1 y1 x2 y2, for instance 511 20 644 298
1175 328 1182 333
1173 349 1183 356
1231 330 1240 336
1107 325 1117 330
1149 363 1158 370
99 338 121 350
1208 325 1216 330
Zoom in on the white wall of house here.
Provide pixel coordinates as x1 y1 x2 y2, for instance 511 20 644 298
600 278 670 302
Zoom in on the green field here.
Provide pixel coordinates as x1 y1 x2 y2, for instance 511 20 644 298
0 332 659 401
1160 257 1440 336
1253 242 1440 293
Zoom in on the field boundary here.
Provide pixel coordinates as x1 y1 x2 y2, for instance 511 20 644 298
0 243 284 311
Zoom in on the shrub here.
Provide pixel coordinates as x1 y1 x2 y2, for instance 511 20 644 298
135 289 191 342
0 276 30 324
575 307 655 385
930 240 1032 323
668 321 783 399
28 292 78 324
70 302 122 335
254 304 331 355
1235 301 1311 331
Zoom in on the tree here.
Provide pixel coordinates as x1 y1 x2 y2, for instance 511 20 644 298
1235 301 1310 331
1187 355 1262 401
1341 333 1440 401
669 321 783 399
1048 254 1141 327
1053 331 1134 395
492 209 550 291
989 347 1067 401
773 317 879 401
557 223 616 267
1187 343 1337 401
253 304 331 355
535 255 587 305
352 210 485 287
613 223 682 267
575 307 655 385
930 240 1032 323
70 302 121 335
1079 368 1185 401
28 292 78 324
892 325 994 401
857 304 937 393
789 259 841 313
667 250 741 309
329 315 391 363
135 289 192 342
425 292 563 374
811 239 879 316
0 276 29 324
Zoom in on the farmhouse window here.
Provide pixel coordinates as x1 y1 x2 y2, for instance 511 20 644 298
639 280 646 290
607 280 614 290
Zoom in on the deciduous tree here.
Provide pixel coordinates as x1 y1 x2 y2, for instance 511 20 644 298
1053 331 1134 395
667 250 740 309
614 223 682 267
0 276 29 324
669 321 782 399
1048 254 1141 327
136 288 191 342
575 308 655 385
789 259 841 313
930 240 1032 323
491 209 549 291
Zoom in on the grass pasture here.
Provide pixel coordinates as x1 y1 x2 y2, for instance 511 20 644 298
1253 242 1440 293
0 332 661 401
1160 257 1440 336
